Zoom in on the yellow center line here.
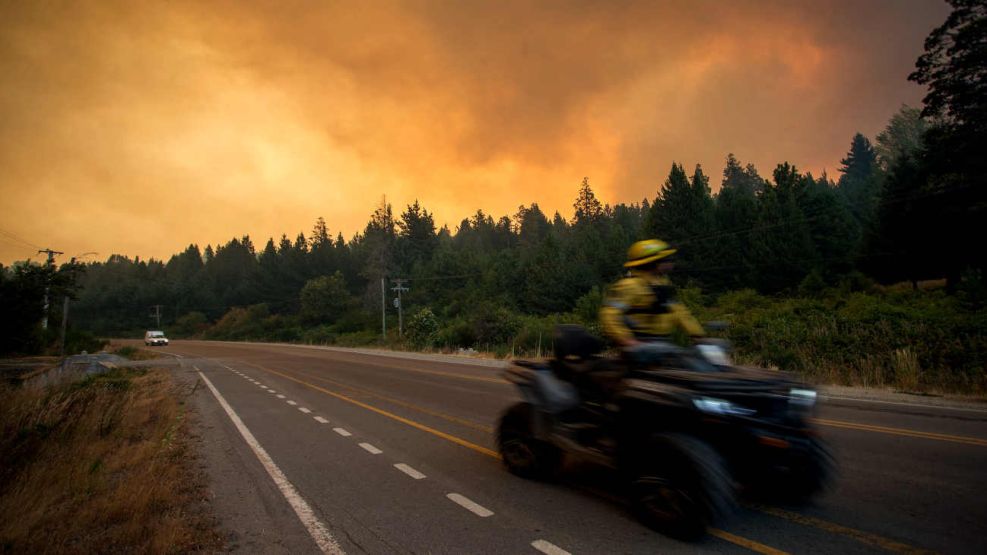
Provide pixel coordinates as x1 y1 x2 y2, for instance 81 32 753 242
291 354 510 385
254 364 502 459
242 362 789 555
816 418 987 447
242 361 494 433
708 529 790 555
749 505 933 555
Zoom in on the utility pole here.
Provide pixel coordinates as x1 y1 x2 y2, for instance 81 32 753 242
391 279 409 337
59 296 69 355
58 254 90 355
37 248 63 330
150 305 163 328
380 278 386 340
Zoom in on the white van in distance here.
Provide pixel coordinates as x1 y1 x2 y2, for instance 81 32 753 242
145 330 169 346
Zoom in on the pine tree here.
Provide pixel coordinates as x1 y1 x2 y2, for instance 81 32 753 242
837 133 882 230
713 155 763 289
573 177 604 224
875 105 928 171
800 173 858 275
749 164 817 292
909 0 987 283
644 162 715 283
397 200 438 271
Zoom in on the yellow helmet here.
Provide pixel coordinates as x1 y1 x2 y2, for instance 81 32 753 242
625 239 676 268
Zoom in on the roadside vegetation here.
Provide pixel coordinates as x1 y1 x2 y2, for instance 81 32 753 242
0 368 222 553
139 279 986 395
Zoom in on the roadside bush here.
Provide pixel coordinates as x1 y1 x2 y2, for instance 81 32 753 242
407 308 439 348
299 272 353 325
301 325 336 345
697 288 987 393
171 311 209 338
335 330 381 347
59 329 107 355
471 303 520 345
572 287 604 325
436 317 476 349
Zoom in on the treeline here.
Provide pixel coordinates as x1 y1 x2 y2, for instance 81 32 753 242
64 101 977 338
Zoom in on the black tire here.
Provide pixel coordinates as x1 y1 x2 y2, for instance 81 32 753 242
630 433 735 540
774 438 836 502
496 402 562 480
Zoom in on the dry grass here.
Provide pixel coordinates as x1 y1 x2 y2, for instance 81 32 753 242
0 368 222 554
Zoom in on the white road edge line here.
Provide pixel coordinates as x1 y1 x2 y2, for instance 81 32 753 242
333 428 352 437
531 539 571 555
299 407 312 414
394 463 426 480
446 493 493 517
358 443 382 455
195 367 343 555
314 416 329 424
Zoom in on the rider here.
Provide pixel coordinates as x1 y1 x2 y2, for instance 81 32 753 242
600 239 704 361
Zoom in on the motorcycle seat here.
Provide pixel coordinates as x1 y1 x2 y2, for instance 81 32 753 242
553 324 605 361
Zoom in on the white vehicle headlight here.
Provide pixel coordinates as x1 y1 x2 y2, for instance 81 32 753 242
697 344 731 366
789 388 817 407
693 397 756 416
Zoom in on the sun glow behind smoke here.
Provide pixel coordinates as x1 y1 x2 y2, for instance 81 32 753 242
0 0 946 263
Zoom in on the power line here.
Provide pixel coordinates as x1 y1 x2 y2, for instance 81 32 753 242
0 227 41 250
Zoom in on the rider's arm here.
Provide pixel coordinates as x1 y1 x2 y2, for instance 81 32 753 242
600 299 637 346
599 279 645 347
669 302 705 337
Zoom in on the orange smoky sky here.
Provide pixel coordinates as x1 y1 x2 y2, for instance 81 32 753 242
0 0 948 265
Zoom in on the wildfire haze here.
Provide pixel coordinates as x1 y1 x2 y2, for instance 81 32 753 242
0 0 947 264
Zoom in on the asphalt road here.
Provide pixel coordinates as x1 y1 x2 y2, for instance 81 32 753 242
144 340 987 554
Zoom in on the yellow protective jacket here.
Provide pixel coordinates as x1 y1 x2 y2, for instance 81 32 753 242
599 273 704 344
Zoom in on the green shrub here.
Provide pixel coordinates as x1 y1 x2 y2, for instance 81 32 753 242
436 317 476 348
172 312 208 338
61 330 107 355
407 308 439 348
302 325 336 345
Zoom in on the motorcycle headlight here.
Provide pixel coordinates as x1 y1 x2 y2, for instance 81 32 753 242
693 397 756 417
789 388 817 407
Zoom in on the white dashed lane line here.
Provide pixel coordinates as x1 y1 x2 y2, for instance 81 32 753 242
359 443 382 455
220 361 558 551
394 463 426 480
531 539 571 555
195 368 342 554
446 493 493 517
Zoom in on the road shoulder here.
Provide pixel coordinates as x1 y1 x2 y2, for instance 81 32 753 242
177 363 323 554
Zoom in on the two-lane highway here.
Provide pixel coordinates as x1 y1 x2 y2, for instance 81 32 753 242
153 340 987 554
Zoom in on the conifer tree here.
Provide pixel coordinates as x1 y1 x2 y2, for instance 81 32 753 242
573 177 604 224
837 133 882 230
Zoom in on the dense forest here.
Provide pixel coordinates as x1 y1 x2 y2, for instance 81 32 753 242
2 0 985 392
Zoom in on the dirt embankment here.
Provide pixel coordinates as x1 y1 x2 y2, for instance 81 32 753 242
0 366 222 553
